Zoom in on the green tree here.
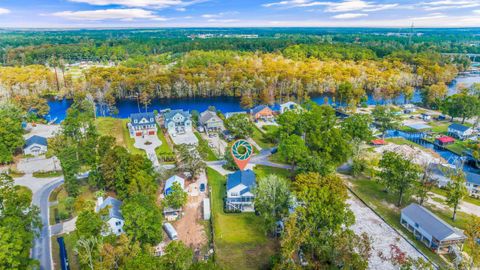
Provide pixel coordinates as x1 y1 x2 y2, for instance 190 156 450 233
160 241 193 270
341 114 373 142
278 134 308 170
0 173 41 270
164 182 188 209
378 151 421 206
0 106 24 164
175 145 206 179
122 194 163 245
75 236 100 270
445 169 468 221
415 163 435 206
465 215 480 269
224 114 254 139
76 210 104 239
441 92 480 123
253 175 291 235
372 105 400 138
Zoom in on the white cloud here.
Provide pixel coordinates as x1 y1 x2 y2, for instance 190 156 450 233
475 10 480 14
206 19 239 23
52 8 166 21
420 0 480 11
0 8 11 14
201 11 238 19
67 0 207 9
332 12 367 19
263 0 398 13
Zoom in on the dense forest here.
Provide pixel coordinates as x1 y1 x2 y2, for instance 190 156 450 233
0 28 478 112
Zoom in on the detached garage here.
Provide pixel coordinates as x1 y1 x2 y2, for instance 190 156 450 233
24 135 48 156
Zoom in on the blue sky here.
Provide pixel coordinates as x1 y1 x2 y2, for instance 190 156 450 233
0 0 479 28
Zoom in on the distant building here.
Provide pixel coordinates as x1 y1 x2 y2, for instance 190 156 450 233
421 113 432 121
164 175 185 196
430 163 480 198
24 135 48 156
128 112 157 137
225 170 256 212
250 105 274 121
163 110 193 136
435 136 455 146
448 124 474 140
96 196 124 236
199 110 224 131
279 101 301 114
401 203 466 253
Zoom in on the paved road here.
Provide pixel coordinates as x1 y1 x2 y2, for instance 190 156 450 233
15 175 64 270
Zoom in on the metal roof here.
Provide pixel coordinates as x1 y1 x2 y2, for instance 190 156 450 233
199 110 221 124
405 123 432 130
401 203 465 241
448 123 471 132
163 109 190 122
25 135 48 147
164 175 185 195
130 112 155 127
98 197 123 220
226 169 256 194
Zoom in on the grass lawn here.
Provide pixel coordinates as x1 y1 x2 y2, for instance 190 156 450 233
17 186 32 203
49 181 96 225
52 233 79 270
346 177 460 268
207 168 277 270
431 187 480 207
253 165 291 179
33 171 63 178
95 117 145 156
251 126 274 149
195 132 218 161
268 152 287 164
445 141 468 156
385 137 427 149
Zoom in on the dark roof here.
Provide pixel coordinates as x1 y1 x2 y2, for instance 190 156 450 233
251 105 271 115
402 203 465 241
430 164 480 185
466 172 480 185
448 123 471 132
98 197 123 220
226 170 256 193
270 103 281 112
25 135 48 147
130 112 155 126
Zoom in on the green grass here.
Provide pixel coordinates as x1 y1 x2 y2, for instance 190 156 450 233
445 141 468 156
253 165 291 179
251 126 274 149
195 132 219 161
207 168 276 270
268 152 287 164
95 117 145 156
431 187 480 207
16 186 32 203
52 233 79 270
385 137 428 150
347 177 453 268
33 171 63 178
49 181 96 225
261 125 279 133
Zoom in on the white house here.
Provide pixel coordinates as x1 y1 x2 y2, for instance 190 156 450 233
24 135 48 156
163 110 193 136
279 101 301 114
128 112 157 137
401 203 466 253
164 175 185 196
96 196 124 236
448 123 474 140
225 170 256 212
430 163 480 198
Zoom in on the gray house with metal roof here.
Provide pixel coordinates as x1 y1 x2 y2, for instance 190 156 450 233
401 203 466 253
225 170 256 212
96 196 124 236
448 123 473 140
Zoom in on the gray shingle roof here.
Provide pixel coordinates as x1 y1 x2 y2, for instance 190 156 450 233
98 197 123 220
402 203 465 241
448 123 471 132
251 105 271 115
226 170 256 194
25 135 48 147
199 110 221 124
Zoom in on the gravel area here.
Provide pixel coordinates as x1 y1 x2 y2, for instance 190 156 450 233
348 195 426 269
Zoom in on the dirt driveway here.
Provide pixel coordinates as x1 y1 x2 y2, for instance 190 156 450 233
174 179 208 250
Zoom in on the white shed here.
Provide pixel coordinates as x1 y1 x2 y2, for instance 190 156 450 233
163 222 178 240
203 198 211 220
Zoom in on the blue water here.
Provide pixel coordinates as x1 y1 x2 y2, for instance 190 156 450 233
385 130 479 175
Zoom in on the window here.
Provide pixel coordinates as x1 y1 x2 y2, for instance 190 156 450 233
231 192 238 197
118 229 122 233
414 222 419 228
116 221 122 226
134 119 137 123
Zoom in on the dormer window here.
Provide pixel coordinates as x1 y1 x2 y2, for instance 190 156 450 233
134 120 138 123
